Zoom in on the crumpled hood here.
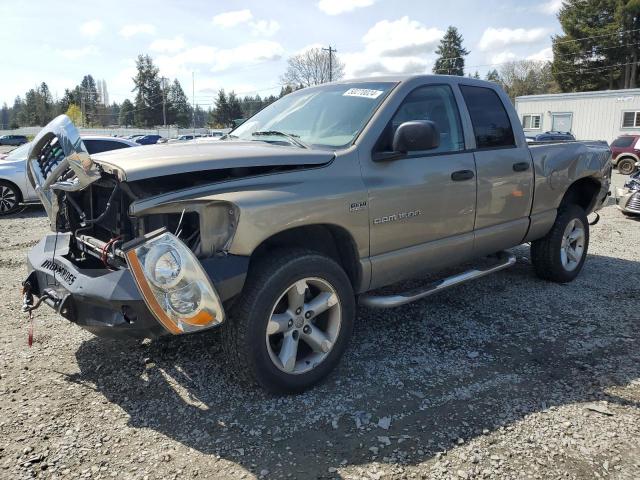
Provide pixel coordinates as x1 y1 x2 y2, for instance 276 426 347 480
92 141 335 181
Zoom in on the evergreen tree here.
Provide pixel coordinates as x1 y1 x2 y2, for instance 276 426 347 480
59 88 77 115
80 75 99 125
0 103 8 129
433 26 469 76
193 105 207 128
36 82 53 125
119 99 135 126
23 89 39 125
167 79 192 127
485 69 501 83
110 102 121 126
132 55 163 127
552 0 640 91
213 89 230 127
279 85 294 97
227 92 243 123
9 97 23 128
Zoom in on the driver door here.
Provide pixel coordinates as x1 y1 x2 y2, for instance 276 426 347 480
361 84 477 289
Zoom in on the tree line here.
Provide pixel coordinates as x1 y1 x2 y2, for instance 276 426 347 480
0 54 295 130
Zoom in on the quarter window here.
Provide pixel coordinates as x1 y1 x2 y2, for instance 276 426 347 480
622 111 640 128
460 85 515 149
522 114 541 130
376 84 465 154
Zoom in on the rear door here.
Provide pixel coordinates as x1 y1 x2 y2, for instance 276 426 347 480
459 84 534 257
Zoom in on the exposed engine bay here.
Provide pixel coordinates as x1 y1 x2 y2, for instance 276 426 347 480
26 116 333 272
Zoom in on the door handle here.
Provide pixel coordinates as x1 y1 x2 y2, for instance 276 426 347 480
513 162 531 172
451 170 475 181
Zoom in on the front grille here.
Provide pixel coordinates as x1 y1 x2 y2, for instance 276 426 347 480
628 192 640 211
35 137 66 179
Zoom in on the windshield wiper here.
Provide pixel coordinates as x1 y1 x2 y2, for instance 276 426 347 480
251 130 309 149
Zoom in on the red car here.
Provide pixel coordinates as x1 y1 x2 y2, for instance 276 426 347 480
611 135 640 175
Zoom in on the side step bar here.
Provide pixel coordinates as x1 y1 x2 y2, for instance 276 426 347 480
359 251 516 309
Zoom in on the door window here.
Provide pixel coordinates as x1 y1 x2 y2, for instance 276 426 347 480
376 85 465 154
460 85 515 149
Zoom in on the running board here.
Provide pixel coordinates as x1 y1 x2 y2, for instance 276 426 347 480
359 251 516 308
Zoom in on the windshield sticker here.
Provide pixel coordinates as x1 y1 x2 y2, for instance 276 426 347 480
343 88 384 99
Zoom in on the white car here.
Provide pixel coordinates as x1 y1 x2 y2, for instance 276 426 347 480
0 136 138 215
167 134 197 143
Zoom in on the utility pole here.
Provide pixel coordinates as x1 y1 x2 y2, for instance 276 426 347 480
322 45 336 83
80 94 85 128
160 76 168 128
192 71 195 135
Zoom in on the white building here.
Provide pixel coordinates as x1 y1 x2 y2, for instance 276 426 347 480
515 89 640 143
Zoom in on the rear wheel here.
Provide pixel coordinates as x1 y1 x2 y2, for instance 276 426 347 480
222 249 355 393
0 181 21 216
531 204 589 283
617 158 636 175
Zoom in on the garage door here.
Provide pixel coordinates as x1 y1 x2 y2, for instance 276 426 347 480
551 113 573 132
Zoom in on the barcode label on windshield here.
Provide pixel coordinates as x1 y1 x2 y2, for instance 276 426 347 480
343 88 384 99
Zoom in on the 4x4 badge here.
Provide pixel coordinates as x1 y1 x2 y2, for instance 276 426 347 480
349 201 367 212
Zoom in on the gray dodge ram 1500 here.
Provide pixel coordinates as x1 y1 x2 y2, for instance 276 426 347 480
23 76 611 392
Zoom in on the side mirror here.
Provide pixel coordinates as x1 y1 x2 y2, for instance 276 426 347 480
392 120 440 154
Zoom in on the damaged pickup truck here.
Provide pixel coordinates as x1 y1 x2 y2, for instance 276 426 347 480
23 76 611 392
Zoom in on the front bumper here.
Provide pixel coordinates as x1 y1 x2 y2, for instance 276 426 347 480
25 234 248 339
615 187 640 214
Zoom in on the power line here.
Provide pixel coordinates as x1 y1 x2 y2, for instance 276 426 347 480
431 27 640 71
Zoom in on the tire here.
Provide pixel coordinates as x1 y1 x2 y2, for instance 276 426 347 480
531 204 589 283
222 249 355 393
0 181 21 216
617 158 636 176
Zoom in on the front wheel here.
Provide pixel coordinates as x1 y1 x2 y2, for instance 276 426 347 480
222 249 355 393
531 204 589 283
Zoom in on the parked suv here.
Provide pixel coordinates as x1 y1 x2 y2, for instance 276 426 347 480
611 135 640 175
0 134 28 146
525 131 576 143
24 76 611 392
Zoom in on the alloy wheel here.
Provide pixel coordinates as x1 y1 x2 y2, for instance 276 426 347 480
265 277 341 375
0 185 18 214
560 218 585 272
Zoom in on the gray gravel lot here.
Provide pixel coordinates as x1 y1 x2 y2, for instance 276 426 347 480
0 145 17 155
0 173 639 480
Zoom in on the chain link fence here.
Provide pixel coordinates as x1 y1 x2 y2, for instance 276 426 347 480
0 126 216 139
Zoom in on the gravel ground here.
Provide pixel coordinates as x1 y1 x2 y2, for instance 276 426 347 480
0 145 18 155
1 173 639 480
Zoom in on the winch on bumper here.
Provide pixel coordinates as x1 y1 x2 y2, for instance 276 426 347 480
24 232 248 339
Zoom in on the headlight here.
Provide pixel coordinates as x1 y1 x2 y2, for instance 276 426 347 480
125 231 224 334
144 243 185 289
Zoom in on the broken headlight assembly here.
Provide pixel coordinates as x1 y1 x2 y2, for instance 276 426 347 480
125 231 224 334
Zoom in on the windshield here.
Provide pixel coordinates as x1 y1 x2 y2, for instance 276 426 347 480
5 142 31 160
231 82 396 148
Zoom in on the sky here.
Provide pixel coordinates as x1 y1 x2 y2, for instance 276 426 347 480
0 0 564 108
